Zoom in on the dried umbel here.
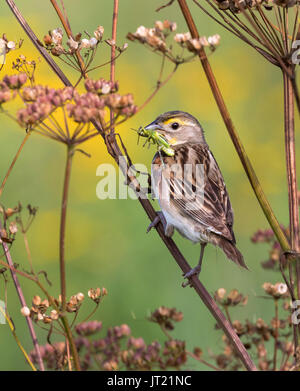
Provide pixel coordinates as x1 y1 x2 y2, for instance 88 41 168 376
213 0 297 12
0 73 136 144
0 82 11 104
75 321 103 336
214 288 248 306
262 282 289 298
174 33 221 53
43 26 103 55
0 34 22 61
3 73 27 89
192 0 300 79
42 25 127 75
12 55 37 83
149 306 183 331
251 226 289 270
84 78 119 95
127 20 220 64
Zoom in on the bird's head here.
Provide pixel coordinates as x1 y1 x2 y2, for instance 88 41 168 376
144 111 206 146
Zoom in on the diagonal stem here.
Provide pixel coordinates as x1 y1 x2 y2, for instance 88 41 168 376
0 221 44 371
0 131 31 198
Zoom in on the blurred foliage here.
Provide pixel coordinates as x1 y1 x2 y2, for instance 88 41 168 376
0 0 299 370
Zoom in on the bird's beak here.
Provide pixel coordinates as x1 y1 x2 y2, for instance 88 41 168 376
144 121 165 134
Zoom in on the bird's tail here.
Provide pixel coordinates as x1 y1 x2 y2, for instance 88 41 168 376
215 236 248 270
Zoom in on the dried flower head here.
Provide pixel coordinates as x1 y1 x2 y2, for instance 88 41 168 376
262 282 289 298
214 288 248 306
75 321 103 336
88 287 101 303
3 73 27 89
149 306 183 330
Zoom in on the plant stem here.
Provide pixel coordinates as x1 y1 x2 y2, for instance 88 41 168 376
283 69 300 354
0 131 31 198
49 0 87 78
59 145 81 371
0 306 37 371
109 0 119 134
60 146 73 312
177 0 290 254
0 221 44 371
283 69 300 298
273 299 279 370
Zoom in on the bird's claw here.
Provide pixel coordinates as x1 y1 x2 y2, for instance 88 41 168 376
146 211 168 233
182 265 201 288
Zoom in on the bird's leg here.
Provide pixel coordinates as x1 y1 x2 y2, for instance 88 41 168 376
182 243 207 288
147 211 174 237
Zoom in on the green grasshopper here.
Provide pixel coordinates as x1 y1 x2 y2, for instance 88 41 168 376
135 126 175 157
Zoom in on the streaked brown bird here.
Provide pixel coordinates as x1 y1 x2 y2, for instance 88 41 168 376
145 111 247 285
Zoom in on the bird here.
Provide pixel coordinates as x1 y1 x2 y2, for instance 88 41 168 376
144 110 247 286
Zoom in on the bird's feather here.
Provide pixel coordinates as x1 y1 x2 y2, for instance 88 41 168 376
152 143 235 243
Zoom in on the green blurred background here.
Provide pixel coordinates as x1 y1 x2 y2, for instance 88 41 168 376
0 0 299 370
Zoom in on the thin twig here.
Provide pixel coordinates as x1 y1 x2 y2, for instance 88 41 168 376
273 299 279 370
109 0 119 135
0 306 37 371
0 131 31 198
187 351 222 371
0 221 44 370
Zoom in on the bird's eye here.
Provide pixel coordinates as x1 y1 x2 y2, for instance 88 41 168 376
171 122 179 130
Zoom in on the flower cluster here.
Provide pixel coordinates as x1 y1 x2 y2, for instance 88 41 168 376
66 292 85 313
29 342 67 370
84 78 118 95
21 296 53 324
43 26 104 56
0 204 22 245
0 34 22 60
214 288 248 307
149 306 183 330
0 81 11 104
251 226 289 270
29 307 190 371
127 21 221 59
213 0 296 13
127 21 177 54
3 73 27 90
20 289 100 324
75 320 103 336
174 32 221 53
88 287 107 304
0 73 137 139
262 282 289 298
17 85 73 126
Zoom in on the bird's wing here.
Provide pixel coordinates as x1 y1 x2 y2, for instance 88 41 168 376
153 144 235 242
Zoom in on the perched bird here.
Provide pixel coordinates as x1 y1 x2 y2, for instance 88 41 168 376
144 111 247 285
